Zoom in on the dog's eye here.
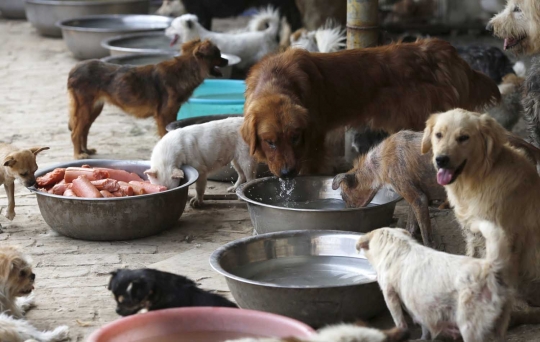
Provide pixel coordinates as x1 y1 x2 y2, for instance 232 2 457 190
435 132 442 139
457 135 470 143
513 6 521 13
265 140 276 149
19 270 27 277
20 172 28 177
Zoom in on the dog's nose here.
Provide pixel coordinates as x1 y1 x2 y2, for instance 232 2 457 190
280 168 297 179
25 179 36 187
436 155 450 168
30 273 36 281
486 22 493 32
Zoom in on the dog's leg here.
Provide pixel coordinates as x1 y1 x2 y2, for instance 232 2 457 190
492 299 513 342
189 174 206 208
228 160 246 193
405 206 419 236
4 182 15 221
381 284 408 329
70 93 94 159
156 107 178 137
420 325 431 340
16 293 35 313
404 191 433 247
81 101 104 155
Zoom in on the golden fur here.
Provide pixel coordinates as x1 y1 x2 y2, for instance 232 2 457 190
0 246 34 318
242 38 501 177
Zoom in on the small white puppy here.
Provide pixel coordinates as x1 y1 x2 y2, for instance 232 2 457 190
145 117 257 208
356 221 512 342
290 20 346 53
165 7 281 70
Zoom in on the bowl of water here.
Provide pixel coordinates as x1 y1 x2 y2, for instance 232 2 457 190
210 230 386 327
177 79 245 120
87 307 314 342
236 176 401 235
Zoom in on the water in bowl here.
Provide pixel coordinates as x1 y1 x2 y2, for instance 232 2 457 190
234 255 376 287
136 331 262 342
271 198 378 210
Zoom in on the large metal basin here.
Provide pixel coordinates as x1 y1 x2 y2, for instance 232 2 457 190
237 176 401 235
56 14 171 59
0 0 26 18
25 0 150 37
165 115 271 182
210 230 386 327
28 159 198 241
101 31 177 55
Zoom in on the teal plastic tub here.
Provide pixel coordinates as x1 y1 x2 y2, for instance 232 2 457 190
177 80 245 120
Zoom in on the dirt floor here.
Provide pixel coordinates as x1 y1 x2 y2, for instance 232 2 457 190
0 15 539 342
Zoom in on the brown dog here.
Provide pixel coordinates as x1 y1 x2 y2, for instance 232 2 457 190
0 144 49 225
332 131 446 247
67 39 227 159
241 38 500 178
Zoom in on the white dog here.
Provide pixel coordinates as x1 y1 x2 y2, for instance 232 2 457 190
145 117 257 208
356 221 512 342
290 20 346 53
165 7 281 70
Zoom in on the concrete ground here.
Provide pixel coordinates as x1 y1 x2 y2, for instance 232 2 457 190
0 16 538 342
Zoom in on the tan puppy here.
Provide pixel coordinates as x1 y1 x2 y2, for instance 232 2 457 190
0 144 49 224
421 108 540 314
357 222 512 342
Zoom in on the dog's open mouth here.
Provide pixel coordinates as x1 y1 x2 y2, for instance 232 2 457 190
19 287 34 295
210 66 222 77
436 160 467 186
170 34 179 47
504 36 526 50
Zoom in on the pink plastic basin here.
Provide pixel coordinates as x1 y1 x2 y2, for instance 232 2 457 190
87 307 315 342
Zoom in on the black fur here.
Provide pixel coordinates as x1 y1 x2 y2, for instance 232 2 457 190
181 0 302 31
455 45 515 84
352 127 389 155
108 268 237 316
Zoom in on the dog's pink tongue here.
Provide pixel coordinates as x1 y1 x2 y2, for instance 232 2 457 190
437 169 453 186
504 38 516 50
170 34 179 47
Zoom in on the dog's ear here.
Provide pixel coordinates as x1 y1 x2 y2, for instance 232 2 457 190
171 167 184 179
356 234 371 251
29 146 50 156
421 114 437 154
3 155 16 167
478 114 507 159
383 327 410 342
186 18 193 29
144 169 157 179
332 173 357 190
194 40 216 59
241 114 258 156
108 270 119 291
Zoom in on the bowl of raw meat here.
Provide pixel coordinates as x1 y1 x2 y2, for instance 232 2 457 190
28 159 198 241
87 307 314 342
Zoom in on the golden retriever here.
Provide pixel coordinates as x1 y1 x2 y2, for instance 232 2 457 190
421 108 540 322
242 39 500 178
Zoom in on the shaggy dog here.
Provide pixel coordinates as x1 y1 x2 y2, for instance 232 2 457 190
421 109 540 319
356 222 512 342
145 117 256 208
0 246 69 342
242 38 500 178
108 269 237 316
290 20 346 53
227 324 409 342
333 131 446 247
166 8 281 70
67 39 226 159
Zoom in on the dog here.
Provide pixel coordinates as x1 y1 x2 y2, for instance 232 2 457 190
226 323 409 342
489 72 525 131
242 38 500 178
333 131 446 247
356 221 512 342
421 108 540 316
155 0 186 17
0 246 69 342
290 20 346 53
166 8 281 70
0 144 49 226
145 117 257 208
108 268 237 316
67 39 227 160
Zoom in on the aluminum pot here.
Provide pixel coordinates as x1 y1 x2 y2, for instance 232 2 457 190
28 159 198 241
0 0 26 18
210 230 386 327
25 0 150 37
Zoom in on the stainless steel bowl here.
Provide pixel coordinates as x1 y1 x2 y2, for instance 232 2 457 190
101 31 177 55
210 230 385 327
0 0 26 18
165 115 271 182
28 159 198 241
26 0 150 37
100 49 240 79
237 176 401 234
56 14 171 59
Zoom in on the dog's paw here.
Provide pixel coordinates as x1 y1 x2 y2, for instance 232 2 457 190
84 148 97 155
76 153 89 160
49 325 70 341
5 210 15 221
189 197 203 208
226 185 237 193
17 294 36 312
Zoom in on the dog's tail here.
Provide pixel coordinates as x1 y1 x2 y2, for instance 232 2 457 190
476 220 510 273
248 6 281 36
314 19 346 53
36 325 70 341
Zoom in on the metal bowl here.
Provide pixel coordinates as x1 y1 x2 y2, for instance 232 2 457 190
26 0 150 37
237 176 401 235
210 230 386 327
165 115 271 182
56 14 171 59
0 0 26 18
28 159 198 241
101 31 177 55
100 50 240 79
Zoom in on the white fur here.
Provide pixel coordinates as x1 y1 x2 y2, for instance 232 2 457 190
0 313 69 342
165 7 281 69
513 61 526 77
357 222 512 342
155 0 185 17
147 117 257 208
291 20 346 53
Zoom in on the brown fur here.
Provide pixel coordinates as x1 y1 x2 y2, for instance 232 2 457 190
67 39 227 159
0 246 34 318
333 131 446 247
242 38 501 178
